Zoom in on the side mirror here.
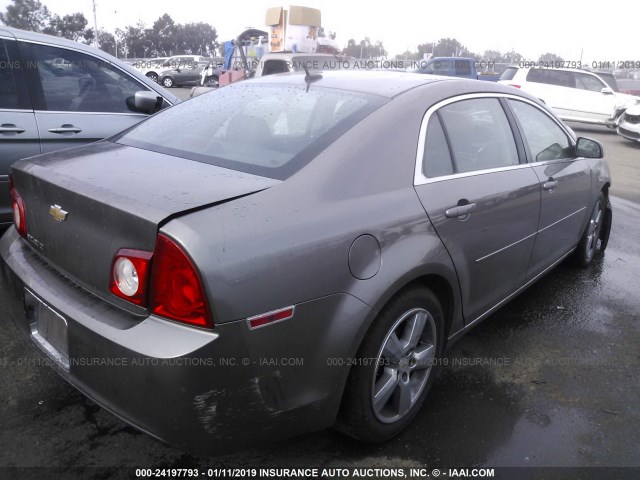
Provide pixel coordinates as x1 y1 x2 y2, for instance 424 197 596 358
601 87 614 95
576 137 603 159
133 91 162 114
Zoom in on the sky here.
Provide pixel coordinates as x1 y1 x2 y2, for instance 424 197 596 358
1 0 639 64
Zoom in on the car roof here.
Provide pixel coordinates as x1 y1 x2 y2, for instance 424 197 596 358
247 70 523 98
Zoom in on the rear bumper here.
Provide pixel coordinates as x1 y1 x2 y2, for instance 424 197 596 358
0 228 372 454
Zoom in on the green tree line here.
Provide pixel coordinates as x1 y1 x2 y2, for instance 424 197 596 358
0 0 218 58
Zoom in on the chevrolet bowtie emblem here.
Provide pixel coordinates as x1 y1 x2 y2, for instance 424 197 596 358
49 204 68 222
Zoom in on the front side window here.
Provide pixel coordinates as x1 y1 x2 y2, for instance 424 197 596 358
117 83 385 180
26 42 149 113
508 99 572 162
574 73 606 92
437 98 519 173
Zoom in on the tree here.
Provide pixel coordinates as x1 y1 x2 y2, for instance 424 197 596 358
0 0 50 32
176 22 218 56
417 43 435 59
538 52 564 64
150 14 177 56
431 38 470 57
342 37 386 59
43 13 88 41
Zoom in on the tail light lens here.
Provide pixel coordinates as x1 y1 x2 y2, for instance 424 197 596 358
9 174 27 238
509 84 521 88
110 249 153 306
109 234 212 328
150 233 213 329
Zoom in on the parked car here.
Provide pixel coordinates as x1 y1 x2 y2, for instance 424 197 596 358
617 104 640 142
137 55 210 84
0 26 180 231
159 60 210 88
131 57 168 82
413 57 501 81
0 71 612 454
499 66 640 127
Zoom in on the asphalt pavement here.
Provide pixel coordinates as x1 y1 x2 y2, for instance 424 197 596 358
0 105 639 477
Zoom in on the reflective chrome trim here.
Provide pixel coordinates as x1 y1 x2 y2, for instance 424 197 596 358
476 231 537 263
34 110 147 117
538 207 586 233
0 175 9 181
414 92 574 186
0 108 33 113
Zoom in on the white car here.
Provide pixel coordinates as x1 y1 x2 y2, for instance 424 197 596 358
617 104 640 142
499 66 640 127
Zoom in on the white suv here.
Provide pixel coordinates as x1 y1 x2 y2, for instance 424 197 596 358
499 66 639 127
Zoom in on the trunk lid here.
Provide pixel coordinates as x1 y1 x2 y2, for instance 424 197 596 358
12 141 278 313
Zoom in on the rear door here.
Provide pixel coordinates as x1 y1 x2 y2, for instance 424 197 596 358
19 40 155 153
0 33 39 226
414 95 541 322
506 99 591 280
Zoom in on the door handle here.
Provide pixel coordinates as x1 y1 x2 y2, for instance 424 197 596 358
48 124 82 134
0 124 26 134
445 202 477 218
543 179 558 191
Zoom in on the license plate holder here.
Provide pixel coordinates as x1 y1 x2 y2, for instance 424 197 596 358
25 288 70 370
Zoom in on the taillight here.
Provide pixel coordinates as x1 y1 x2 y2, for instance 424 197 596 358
9 173 27 237
509 84 521 88
150 233 213 329
109 249 153 306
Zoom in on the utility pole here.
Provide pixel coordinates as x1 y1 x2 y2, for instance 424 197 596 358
92 0 99 48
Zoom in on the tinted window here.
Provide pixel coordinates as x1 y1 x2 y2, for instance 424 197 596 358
262 60 289 75
526 68 574 88
0 40 19 109
423 114 454 177
117 84 385 180
27 43 149 113
499 67 518 81
508 100 572 162
438 98 519 173
454 60 471 76
595 72 619 92
574 72 606 92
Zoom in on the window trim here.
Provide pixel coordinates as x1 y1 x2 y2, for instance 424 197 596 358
414 93 576 186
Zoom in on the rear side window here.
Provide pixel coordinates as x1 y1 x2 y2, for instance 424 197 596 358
526 68 574 88
422 114 454 177
437 98 519 173
508 99 572 162
499 67 518 81
117 83 386 180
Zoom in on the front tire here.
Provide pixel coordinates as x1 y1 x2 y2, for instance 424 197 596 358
574 192 608 266
336 287 444 442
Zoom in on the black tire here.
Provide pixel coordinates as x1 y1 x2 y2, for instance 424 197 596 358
146 72 159 83
336 286 444 442
574 192 608 266
204 75 219 87
161 76 174 88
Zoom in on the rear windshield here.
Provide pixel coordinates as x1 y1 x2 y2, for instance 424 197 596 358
116 83 385 180
499 67 518 81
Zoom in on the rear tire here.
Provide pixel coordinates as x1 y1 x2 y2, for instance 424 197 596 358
574 192 608 266
162 76 174 88
146 72 159 83
336 287 444 442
